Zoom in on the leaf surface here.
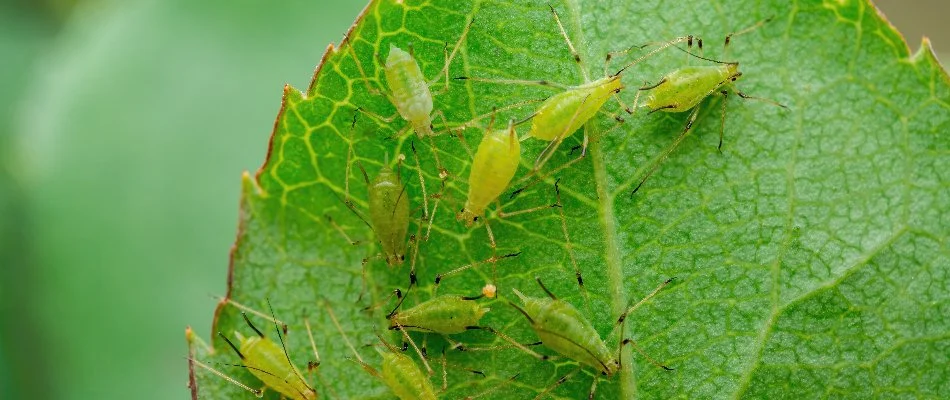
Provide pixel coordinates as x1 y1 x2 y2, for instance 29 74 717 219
189 0 950 398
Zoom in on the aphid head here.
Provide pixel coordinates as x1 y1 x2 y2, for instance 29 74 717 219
386 44 413 68
726 63 742 82
456 208 478 227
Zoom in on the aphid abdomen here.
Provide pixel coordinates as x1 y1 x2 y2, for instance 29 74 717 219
392 295 489 334
385 45 434 136
368 166 410 266
381 352 438 400
524 297 615 375
241 336 316 400
461 127 521 222
529 76 622 141
646 65 734 112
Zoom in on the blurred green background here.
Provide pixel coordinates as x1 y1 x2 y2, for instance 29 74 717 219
0 0 944 399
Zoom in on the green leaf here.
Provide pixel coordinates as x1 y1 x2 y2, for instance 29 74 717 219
188 0 950 398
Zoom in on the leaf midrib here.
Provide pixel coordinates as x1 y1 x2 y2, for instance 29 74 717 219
562 0 637 397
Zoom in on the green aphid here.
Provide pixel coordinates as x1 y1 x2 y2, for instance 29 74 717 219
389 294 489 335
457 120 521 226
629 17 788 195
366 161 411 266
189 299 321 400
510 277 674 398
455 6 694 192
327 300 441 400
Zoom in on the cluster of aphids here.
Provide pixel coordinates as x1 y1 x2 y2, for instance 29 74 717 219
191 5 787 399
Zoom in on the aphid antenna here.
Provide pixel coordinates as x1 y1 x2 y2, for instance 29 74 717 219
408 141 431 221
723 16 774 58
434 97 548 136
427 17 476 90
464 325 549 361
462 373 521 400
614 35 695 76
264 299 316 393
547 4 587 79
453 75 572 91
219 297 286 331
668 44 737 65
188 357 264 397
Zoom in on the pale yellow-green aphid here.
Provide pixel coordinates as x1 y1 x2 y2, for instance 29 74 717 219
510 277 674 399
626 17 787 195
188 299 324 400
457 120 520 226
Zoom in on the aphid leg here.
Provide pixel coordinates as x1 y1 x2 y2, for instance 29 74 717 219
342 34 389 99
509 93 596 195
325 299 384 378
723 17 773 59
463 373 521 400
718 90 728 152
613 278 675 371
428 18 476 92
326 214 362 246
363 288 402 312
357 254 386 303
440 347 449 392
532 367 582 400
393 320 435 375
465 325 549 361
433 252 521 294
302 314 338 398
588 375 600 400
630 104 702 196
302 315 322 370
549 179 591 313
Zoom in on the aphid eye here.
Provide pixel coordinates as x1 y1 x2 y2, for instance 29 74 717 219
473 216 479 222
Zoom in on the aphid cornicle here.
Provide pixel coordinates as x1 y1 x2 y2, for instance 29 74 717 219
509 277 674 398
366 161 410 266
628 18 787 195
457 120 520 225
